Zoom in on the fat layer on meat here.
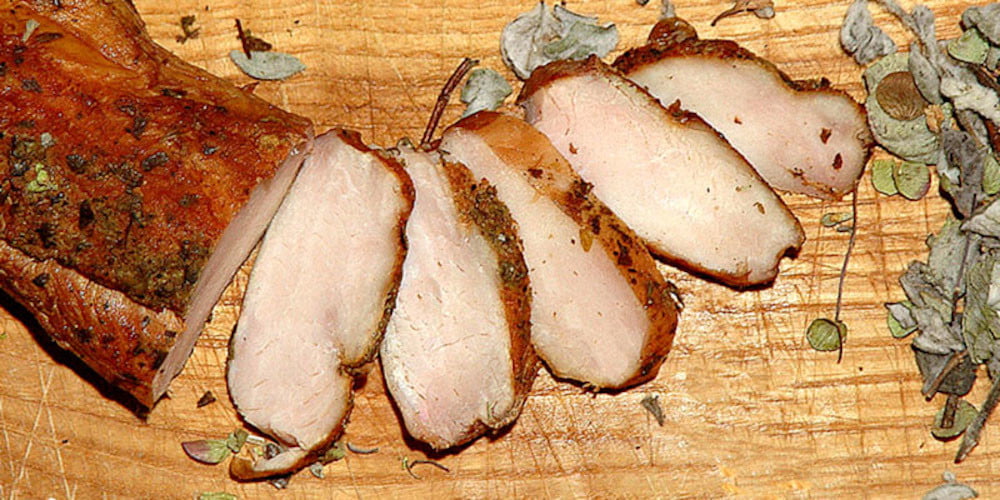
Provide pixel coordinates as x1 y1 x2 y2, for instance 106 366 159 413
614 18 873 200
380 144 536 450
441 112 678 388
519 56 804 287
228 130 413 477
0 0 313 406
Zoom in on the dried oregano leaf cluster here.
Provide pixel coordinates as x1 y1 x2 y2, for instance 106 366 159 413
842 0 1000 461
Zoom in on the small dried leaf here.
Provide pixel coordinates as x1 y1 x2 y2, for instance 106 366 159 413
711 0 775 26
806 318 846 352
983 155 1000 196
198 493 237 500
908 43 943 105
887 301 917 338
229 50 305 81
932 399 978 440
460 68 512 118
871 159 899 195
500 2 618 80
841 0 896 64
894 161 931 200
640 394 665 426
318 442 346 464
309 462 325 479
948 28 990 65
876 71 927 121
182 439 231 465
226 429 249 454
196 390 216 408
962 4 1000 45
821 212 854 227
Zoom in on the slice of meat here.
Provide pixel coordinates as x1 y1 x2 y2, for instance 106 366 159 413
614 17 874 200
0 0 313 406
380 144 536 450
227 130 413 477
440 112 679 389
518 56 804 287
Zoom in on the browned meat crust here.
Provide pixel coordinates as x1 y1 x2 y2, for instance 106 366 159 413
1 0 313 406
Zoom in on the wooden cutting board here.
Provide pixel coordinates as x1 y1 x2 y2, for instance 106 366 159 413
0 0 985 498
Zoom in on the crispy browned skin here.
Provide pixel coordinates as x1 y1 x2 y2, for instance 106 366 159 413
1 0 312 405
449 112 679 387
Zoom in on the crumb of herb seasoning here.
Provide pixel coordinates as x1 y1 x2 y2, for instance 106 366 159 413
711 0 775 26
640 393 666 426
402 457 450 480
176 15 200 44
922 471 978 500
198 493 237 500
196 390 216 408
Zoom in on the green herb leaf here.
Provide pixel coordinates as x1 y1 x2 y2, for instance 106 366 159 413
894 161 931 200
961 4 1000 45
806 318 847 352
871 158 900 195
198 493 237 500
229 50 305 81
821 212 854 227
932 399 978 440
460 68 512 118
182 439 231 465
226 429 249 454
983 155 1000 196
947 28 989 64
886 301 917 338
318 442 345 464
25 163 56 193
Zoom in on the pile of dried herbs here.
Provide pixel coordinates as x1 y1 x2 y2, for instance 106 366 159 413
842 0 1000 461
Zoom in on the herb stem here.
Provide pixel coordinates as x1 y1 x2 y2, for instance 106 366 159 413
346 442 379 455
956 371 1000 462
420 58 478 151
404 457 451 479
235 19 251 59
921 350 968 399
834 189 859 363
942 393 960 430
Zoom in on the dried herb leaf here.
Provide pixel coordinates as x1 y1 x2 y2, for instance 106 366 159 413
226 429 249 454
460 68 512 118
948 28 990 65
806 318 846 352
346 443 380 455
196 390 216 408
711 0 775 26
198 493 237 500
962 4 1000 45
821 212 853 227
982 155 1000 196
309 462 325 479
864 54 940 163
318 442 346 464
182 439 231 465
887 301 918 338
640 394 665 426
932 399 978 440
922 471 978 500
176 15 200 44
894 161 931 200
500 2 618 80
22 19 39 43
841 0 896 65
871 158 900 195
963 198 1000 239
908 43 943 105
229 50 305 81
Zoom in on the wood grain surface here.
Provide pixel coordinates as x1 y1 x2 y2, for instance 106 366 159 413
0 0 984 498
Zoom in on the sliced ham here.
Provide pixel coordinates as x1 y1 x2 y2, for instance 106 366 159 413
380 144 536 450
614 17 873 200
0 0 312 406
227 130 413 477
440 112 679 388
519 56 804 287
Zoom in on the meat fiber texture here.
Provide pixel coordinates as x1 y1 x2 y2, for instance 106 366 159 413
0 0 313 406
227 130 413 477
441 112 679 389
614 17 874 200
519 56 804 287
380 144 537 450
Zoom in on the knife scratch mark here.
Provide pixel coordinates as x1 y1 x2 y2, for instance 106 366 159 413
11 365 55 494
45 388 75 500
